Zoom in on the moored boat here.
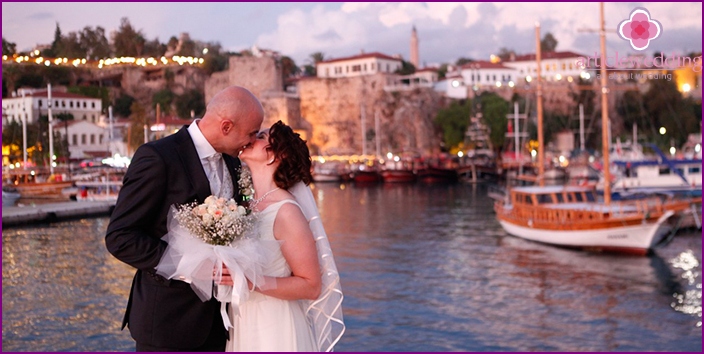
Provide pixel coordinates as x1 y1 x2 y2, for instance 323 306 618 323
493 185 698 255
416 167 458 184
380 169 416 183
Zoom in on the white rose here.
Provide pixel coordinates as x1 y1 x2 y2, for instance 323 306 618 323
204 195 217 206
237 205 247 216
202 213 214 225
207 204 219 215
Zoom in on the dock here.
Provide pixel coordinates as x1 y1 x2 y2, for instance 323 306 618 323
2 201 115 227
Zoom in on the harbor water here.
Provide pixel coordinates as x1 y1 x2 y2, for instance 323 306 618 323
2 182 701 351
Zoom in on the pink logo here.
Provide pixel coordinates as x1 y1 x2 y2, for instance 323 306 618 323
618 8 662 51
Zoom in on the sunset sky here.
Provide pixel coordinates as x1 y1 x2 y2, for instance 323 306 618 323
3 2 701 66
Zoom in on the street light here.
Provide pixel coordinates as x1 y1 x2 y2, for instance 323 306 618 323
659 127 667 135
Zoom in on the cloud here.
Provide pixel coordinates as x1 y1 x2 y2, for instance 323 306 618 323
27 11 53 21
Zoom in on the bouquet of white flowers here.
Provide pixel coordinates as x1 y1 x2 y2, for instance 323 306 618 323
173 195 254 246
155 167 278 330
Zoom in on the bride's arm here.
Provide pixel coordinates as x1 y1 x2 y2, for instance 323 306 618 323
254 203 322 300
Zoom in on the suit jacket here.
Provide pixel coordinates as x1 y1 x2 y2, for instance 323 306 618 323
105 127 241 349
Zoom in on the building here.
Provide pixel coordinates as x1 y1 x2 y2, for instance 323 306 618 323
459 61 518 88
316 52 403 79
410 26 419 68
2 87 102 126
502 51 587 82
61 120 110 160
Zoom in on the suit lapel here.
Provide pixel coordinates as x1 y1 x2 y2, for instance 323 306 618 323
223 154 241 196
174 127 211 202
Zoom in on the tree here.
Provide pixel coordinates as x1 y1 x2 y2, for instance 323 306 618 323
643 77 701 148
128 101 147 152
46 22 63 57
304 52 325 76
541 32 558 53
174 89 205 119
497 47 516 62
394 60 416 75
279 56 300 80
113 94 135 117
152 89 176 115
59 31 85 58
79 26 111 59
455 57 474 66
113 17 143 57
434 100 472 150
202 43 230 75
2 37 16 55
479 92 509 151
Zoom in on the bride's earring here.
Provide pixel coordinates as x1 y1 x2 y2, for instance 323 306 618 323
268 158 275 164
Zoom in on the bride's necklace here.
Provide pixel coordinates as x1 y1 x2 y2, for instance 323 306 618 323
250 187 280 208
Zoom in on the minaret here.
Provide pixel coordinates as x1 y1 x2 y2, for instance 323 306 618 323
410 26 419 68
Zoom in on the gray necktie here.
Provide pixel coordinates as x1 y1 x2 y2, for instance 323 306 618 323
206 154 234 199
206 154 222 197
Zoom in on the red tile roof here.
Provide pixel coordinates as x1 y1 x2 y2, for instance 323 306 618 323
460 61 513 70
319 52 402 64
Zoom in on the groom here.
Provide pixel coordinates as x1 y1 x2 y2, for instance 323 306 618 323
105 86 264 351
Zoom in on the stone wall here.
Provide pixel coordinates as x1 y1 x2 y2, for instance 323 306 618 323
298 74 443 155
205 56 283 103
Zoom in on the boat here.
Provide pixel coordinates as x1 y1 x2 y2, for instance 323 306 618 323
312 161 344 183
602 144 702 198
352 169 382 183
380 169 416 183
416 167 458 184
492 7 700 255
493 185 696 255
2 186 21 206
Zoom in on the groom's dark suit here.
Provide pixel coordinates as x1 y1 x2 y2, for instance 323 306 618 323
106 127 240 350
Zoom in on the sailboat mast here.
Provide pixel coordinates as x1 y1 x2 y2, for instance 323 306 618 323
535 22 544 186
599 2 611 205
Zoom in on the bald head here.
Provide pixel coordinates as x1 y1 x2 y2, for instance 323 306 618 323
199 86 264 156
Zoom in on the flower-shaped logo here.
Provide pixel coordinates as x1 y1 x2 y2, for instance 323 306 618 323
618 7 662 51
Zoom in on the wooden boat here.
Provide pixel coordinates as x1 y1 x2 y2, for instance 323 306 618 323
380 169 416 183
493 9 700 256
493 185 698 255
417 167 458 184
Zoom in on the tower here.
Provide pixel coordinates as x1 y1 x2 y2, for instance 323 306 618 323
410 26 419 68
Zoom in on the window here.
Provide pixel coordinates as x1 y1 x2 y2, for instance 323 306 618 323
83 102 87 108
83 114 87 120
555 193 564 203
38 100 43 107
81 134 87 145
72 134 78 145
90 134 95 144
100 135 104 144
688 166 701 173
91 102 95 108
537 194 553 204
486 74 490 81
575 193 584 202
585 192 595 202
70 101 74 108
659 167 671 175
352 65 361 72
62 100 66 108
525 195 534 205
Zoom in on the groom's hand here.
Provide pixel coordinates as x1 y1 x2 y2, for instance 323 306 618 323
215 265 233 285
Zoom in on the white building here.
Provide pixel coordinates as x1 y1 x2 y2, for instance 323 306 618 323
2 87 102 126
459 61 519 89
316 52 403 79
61 120 112 160
434 72 468 99
502 51 587 82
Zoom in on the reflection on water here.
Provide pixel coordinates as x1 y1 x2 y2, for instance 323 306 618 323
669 250 702 327
2 183 701 351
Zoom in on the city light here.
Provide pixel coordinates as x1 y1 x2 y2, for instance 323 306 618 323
695 144 701 153
526 76 532 83
670 147 676 156
451 80 460 88
659 127 667 135
682 83 691 93
386 152 393 159
457 151 464 158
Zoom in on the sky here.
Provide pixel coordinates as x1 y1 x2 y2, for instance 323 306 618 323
2 2 702 66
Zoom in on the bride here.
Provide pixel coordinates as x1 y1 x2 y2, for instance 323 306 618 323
225 120 345 352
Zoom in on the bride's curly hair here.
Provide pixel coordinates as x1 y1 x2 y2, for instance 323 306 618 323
268 120 313 189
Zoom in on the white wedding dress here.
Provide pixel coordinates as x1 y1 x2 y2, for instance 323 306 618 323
226 199 319 352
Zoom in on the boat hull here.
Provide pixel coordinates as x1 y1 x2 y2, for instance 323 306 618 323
380 170 416 183
497 211 674 255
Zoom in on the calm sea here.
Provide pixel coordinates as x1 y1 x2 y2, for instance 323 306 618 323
2 182 701 352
